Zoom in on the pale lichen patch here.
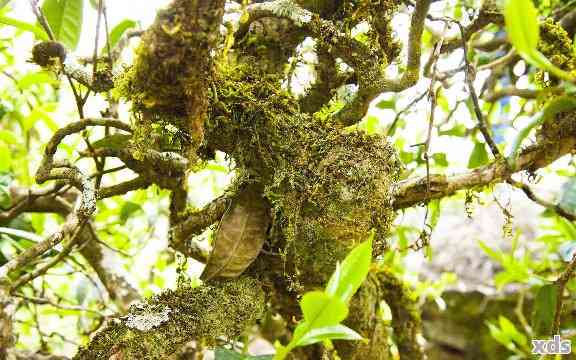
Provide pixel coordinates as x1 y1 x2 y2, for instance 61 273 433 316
124 305 172 331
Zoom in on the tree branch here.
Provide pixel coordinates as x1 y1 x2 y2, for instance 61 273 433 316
393 131 576 209
74 277 264 359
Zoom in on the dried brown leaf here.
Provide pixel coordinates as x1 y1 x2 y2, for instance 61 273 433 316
200 183 270 280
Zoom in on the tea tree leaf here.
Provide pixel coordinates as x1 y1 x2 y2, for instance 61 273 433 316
0 15 48 40
508 96 576 169
325 231 373 303
296 324 363 347
300 291 348 328
467 142 489 169
531 283 559 336
107 19 137 51
504 0 539 54
42 0 84 49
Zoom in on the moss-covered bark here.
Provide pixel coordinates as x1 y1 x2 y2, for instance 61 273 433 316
74 278 264 360
116 0 225 159
204 64 402 289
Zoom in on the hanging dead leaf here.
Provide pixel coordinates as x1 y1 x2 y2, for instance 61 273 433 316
200 183 270 281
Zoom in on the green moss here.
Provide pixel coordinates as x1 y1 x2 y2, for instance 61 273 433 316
204 64 402 289
535 19 576 86
74 277 264 360
114 0 224 161
336 272 392 359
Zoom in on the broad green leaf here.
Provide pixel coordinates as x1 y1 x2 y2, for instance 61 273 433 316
325 232 373 303
0 15 48 40
0 183 10 209
42 0 84 49
300 291 348 328
0 144 11 172
439 123 467 137
0 129 20 145
467 142 489 169
107 19 137 51
295 324 363 347
432 152 448 167
17 71 57 90
525 49 575 81
531 283 559 336
0 0 11 9
498 316 527 346
504 0 539 54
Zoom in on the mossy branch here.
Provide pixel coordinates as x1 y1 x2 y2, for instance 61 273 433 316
74 278 265 360
242 0 431 126
393 120 576 209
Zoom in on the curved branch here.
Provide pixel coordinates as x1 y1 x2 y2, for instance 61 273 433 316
169 196 229 262
241 0 431 125
1 187 140 311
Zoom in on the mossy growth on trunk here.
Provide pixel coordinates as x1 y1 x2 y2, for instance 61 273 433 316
114 0 224 160
204 63 403 290
74 277 264 360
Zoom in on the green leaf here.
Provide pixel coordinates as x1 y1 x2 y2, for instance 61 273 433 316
467 142 489 169
42 0 84 49
119 201 142 223
300 291 348 328
0 172 11 209
325 231 373 303
504 0 539 54
525 49 575 81
0 15 49 40
498 316 527 346
0 227 43 243
531 283 559 336
376 99 395 110
432 152 448 167
296 324 363 347
107 19 137 51
92 134 132 151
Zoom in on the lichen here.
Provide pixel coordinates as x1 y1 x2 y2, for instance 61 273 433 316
124 304 172 331
258 0 312 26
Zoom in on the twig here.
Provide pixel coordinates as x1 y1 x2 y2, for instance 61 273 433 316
553 253 576 335
508 179 576 221
10 218 88 291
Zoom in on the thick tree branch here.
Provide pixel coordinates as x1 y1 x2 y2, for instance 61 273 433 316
74 278 264 359
393 132 576 209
